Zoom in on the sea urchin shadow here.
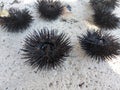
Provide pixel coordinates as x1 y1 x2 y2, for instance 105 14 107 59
22 28 72 70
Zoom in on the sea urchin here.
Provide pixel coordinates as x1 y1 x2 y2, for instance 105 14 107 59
36 0 63 20
93 10 120 30
90 0 119 12
22 28 72 70
0 8 33 32
78 30 120 61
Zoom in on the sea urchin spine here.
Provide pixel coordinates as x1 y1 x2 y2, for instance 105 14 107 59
0 8 33 32
22 28 72 70
78 30 120 61
36 0 63 20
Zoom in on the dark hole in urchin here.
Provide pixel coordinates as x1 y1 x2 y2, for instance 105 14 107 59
36 0 64 20
21 28 72 71
93 10 120 30
0 8 33 32
78 30 120 61
90 0 119 12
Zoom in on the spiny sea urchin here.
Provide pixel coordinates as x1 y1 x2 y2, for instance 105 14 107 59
36 0 63 20
0 8 33 32
78 30 120 61
22 28 72 70
93 10 120 30
90 0 119 12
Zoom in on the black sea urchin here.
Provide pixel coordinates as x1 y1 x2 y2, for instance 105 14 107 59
36 0 63 20
0 8 33 32
78 30 120 61
90 0 119 12
22 28 72 70
93 10 120 30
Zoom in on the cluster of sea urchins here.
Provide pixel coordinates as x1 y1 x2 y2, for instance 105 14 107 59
22 28 72 70
78 30 120 61
0 8 33 32
36 0 63 20
90 0 120 30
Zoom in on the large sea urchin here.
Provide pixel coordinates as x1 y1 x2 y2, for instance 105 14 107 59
36 0 63 20
22 28 72 70
78 30 120 61
0 8 33 32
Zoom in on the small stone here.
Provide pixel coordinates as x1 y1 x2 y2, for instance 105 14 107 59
49 82 53 87
79 82 85 87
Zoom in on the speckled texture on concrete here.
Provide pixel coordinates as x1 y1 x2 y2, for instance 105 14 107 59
0 0 120 90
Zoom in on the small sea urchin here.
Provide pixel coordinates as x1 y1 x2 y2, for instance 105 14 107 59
0 8 33 32
22 28 72 70
36 0 63 20
90 0 120 30
90 0 119 12
93 10 120 30
78 30 120 61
